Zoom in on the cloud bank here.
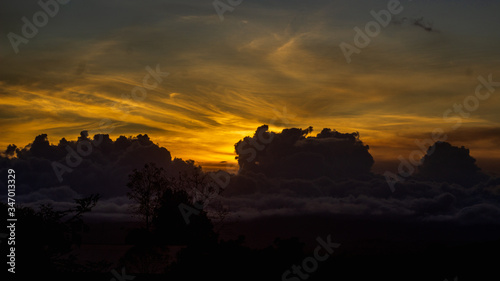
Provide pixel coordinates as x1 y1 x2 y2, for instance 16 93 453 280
222 126 500 225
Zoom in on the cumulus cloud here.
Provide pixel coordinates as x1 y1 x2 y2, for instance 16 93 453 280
221 127 500 226
0 131 199 202
1 127 499 227
416 141 488 187
235 125 373 179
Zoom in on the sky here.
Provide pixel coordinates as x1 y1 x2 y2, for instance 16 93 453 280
1 0 500 173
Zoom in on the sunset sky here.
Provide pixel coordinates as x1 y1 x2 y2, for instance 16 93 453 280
1 0 500 173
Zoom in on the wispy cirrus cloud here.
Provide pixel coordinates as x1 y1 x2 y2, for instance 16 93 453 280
1 0 499 169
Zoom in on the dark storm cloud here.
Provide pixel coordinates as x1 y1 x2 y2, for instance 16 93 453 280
1 0 500 228
1 126 499 225
416 141 488 187
396 128 500 173
222 126 500 225
0 131 197 201
235 125 373 179
4 144 17 157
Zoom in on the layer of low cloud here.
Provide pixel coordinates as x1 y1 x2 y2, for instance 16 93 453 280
1 126 500 226
219 126 500 225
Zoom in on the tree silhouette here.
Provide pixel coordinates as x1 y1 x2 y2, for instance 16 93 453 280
121 163 217 275
125 162 217 246
1 194 101 273
127 163 169 231
153 188 216 245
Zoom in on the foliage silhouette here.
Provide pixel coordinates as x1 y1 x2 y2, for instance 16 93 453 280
1 194 101 273
127 163 169 231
